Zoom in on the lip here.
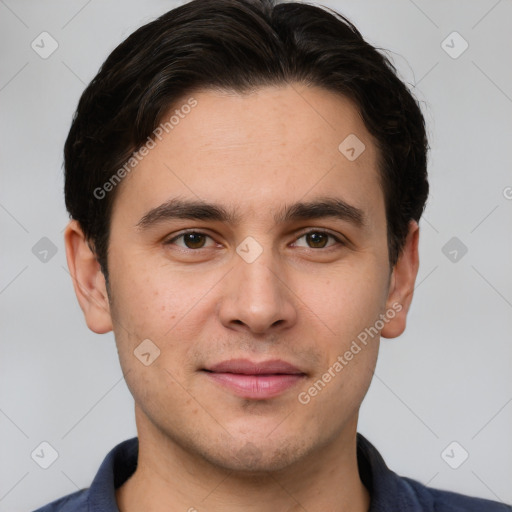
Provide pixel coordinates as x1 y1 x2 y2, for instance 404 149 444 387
202 358 306 400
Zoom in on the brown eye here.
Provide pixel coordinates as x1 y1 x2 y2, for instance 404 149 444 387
182 233 207 249
293 230 342 249
165 231 215 249
306 232 329 248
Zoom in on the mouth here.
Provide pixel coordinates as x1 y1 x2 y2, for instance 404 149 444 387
201 359 307 400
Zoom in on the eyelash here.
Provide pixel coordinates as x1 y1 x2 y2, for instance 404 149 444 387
164 229 345 250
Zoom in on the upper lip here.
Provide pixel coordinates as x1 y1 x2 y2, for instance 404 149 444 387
204 358 305 375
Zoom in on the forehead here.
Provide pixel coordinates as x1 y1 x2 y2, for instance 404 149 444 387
169 85 376 169
113 84 383 225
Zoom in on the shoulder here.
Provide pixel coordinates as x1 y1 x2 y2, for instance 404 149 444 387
356 433 511 511
31 488 88 511
403 476 512 512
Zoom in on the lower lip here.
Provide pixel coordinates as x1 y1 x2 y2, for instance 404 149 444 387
203 372 305 399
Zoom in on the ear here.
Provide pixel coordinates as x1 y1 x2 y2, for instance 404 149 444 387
381 220 420 339
64 220 113 334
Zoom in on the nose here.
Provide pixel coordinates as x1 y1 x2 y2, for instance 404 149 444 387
218 247 298 335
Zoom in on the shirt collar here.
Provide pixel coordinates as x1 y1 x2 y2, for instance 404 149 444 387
86 433 418 511
88 437 138 511
356 433 421 511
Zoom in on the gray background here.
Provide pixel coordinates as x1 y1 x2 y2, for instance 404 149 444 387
1 0 511 510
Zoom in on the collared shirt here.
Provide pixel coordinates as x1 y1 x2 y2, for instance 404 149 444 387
33 434 511 511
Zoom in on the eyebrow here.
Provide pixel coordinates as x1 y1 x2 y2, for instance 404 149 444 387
136 196 366 229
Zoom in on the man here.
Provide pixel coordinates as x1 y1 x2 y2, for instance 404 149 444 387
34 0 511 510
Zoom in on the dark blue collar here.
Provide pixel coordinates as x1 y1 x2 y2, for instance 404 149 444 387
40 433 509 511
87 433 407 511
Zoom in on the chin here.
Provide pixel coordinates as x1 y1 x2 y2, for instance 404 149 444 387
198 437 310 474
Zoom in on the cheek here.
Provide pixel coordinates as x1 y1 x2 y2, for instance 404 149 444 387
303 261 389 344
107 265 199 403
298 268 384 409
109 257 198 336
107 256 224 379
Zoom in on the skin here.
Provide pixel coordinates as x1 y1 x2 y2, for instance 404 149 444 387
65 84 419 512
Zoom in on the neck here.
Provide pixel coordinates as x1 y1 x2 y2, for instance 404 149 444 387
116 408 370 512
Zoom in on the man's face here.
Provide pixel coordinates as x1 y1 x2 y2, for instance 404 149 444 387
80 85 411 472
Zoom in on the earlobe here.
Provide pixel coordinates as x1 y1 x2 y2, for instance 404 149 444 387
64 220 113 334
381 220 420 339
